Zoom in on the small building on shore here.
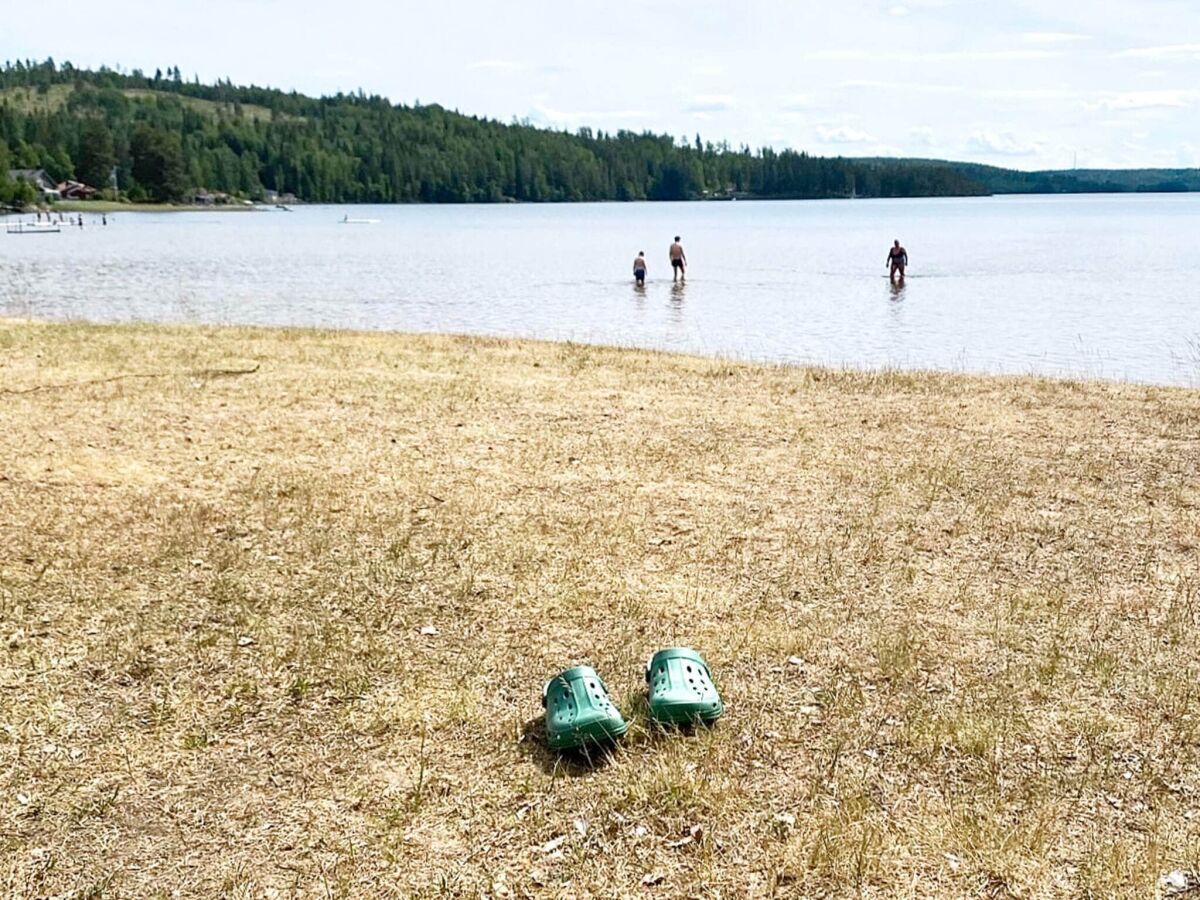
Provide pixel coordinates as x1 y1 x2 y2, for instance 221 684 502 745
192 190 234 206
57 180 98 201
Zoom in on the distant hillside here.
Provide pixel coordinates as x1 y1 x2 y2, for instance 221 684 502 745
1 59 1195 206
855 158 1200 195
0 82 281 125
1032 168 1200 193
0 59 980 205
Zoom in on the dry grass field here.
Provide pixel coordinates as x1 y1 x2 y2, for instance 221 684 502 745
2 320 1199 898
0 85 278 123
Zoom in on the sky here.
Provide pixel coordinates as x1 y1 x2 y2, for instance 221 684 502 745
3 0 1199 170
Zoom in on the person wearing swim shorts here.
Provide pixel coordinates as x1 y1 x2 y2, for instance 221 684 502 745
887 239 908 282
633 251 647 285
669 236 687 282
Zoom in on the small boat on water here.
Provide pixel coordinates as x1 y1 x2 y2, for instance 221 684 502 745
341 215 381 224
5 222 61 235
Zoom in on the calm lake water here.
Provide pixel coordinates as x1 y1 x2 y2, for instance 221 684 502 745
3 195 1198 385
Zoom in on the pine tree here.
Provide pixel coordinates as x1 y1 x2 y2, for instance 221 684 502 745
75 118 117 188
130 125 188 201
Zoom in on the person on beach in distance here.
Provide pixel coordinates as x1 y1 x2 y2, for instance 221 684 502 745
669 236 687 282
633 251 647 286
887 239 908 282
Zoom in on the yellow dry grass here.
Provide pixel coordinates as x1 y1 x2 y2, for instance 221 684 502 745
0 85 75 115
1 320 1199 898
0 85 279 123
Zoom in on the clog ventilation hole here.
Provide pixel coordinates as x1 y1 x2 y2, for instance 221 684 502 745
650 661 712 697
589 679 613 710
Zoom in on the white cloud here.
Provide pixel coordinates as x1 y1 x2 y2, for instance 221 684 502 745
984 87 1081 101
1085 90 1193 111
1175 143 1200 167
842 79 962 94
529 104 655 126
683 95 735 113
1020 32 1091 45
468 59 524 71
816 125 878 144
966 130 1042 156
809 48 1061 62
1115 43 1200 59
889 5 910 16
779 93 817 112
909 126 936 146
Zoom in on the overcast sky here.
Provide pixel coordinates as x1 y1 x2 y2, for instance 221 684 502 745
3 0 1199 169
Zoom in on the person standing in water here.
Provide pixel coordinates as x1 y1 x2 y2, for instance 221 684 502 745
632 251 647 286
669 236 687 282
887 239 908 282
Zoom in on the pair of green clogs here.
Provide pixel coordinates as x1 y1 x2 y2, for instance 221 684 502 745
542 647 723 752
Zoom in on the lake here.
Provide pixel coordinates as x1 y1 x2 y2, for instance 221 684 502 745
3 194 1198 386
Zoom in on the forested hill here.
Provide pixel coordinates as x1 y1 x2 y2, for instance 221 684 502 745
859 159 1200 195
0 60 985 204
0 60 1196 206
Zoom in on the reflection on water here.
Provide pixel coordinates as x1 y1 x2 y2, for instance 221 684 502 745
1 194 1198 386
668 280 686 328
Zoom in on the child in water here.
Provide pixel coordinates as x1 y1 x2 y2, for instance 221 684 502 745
632 251 647 285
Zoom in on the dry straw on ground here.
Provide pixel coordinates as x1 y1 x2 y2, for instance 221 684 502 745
2 320 1199 898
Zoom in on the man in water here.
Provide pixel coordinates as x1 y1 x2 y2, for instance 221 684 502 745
887 239 908 282
669 236 687 282
633 251 647 286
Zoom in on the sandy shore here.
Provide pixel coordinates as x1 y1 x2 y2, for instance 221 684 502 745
48 200 258 213
2 319 1198 897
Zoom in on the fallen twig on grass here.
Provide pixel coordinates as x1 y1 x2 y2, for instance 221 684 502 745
0 363 261 396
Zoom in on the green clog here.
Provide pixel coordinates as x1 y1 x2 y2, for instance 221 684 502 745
543 665 629 751
645 647 723 726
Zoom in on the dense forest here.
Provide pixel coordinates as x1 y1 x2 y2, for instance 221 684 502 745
869 159 1200 195
1 59 1196 207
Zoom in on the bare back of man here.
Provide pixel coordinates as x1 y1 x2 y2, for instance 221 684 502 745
633 253 647 285
669 236 687 282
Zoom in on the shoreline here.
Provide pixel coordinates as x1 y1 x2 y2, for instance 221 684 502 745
47 200 259 213
20 190 1200 216
1 315 1196 393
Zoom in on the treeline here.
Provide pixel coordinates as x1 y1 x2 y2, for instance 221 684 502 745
0 59 988 204
920 161 1200 194
842 158 1200 196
